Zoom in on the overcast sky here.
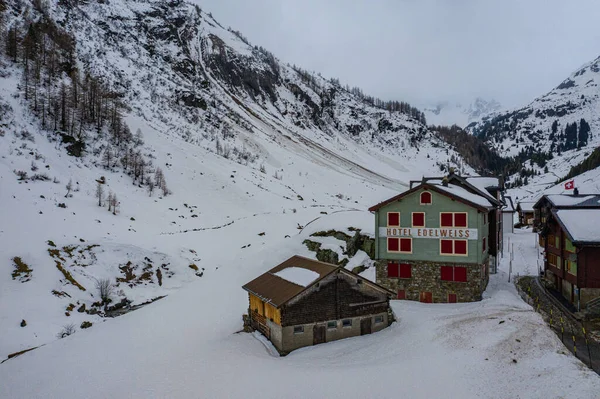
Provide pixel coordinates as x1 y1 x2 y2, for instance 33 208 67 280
196 0 600 109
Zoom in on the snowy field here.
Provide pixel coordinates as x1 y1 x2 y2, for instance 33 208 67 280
2 216 600 398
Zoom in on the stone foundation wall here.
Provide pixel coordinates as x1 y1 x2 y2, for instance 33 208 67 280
375 259 488 303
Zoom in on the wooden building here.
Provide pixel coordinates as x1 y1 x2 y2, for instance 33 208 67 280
369 175 499 303
242 255 394 355
534 193 600 310
516 201 536 226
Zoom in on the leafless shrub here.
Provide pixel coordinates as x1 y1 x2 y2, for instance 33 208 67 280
95 278 114 304
57 323 76 339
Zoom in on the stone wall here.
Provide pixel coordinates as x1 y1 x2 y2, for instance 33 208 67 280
375 259 488 303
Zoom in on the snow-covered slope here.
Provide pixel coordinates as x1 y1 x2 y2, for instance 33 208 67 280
424 97 501 128
2 1 599 396
0 0 477 358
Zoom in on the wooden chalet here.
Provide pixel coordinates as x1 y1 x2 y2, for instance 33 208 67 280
242 255 394 355
534 193 600 311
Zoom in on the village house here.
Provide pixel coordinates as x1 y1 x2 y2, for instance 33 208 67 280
242 255 394 355
501 195 516 234
534 192 600 311
369 174 500 303
516 201 536 226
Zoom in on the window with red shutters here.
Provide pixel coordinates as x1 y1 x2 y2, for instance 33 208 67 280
440 239 453 254
387 212 400 227
454 267 467 282
397 290 406 300
454 213 467 227
400 238 412 253
454 240 467 255
440 213 453 227
483 237 487 252
440 266 453 281
441 266 468 282
412 212 425 227
399 263 412 278
387 238 399 252
420 191 432 205
387 262 399 277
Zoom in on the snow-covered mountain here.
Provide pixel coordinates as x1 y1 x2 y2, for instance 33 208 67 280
0 0 482 359
469 56 600 157
423 97 502 128
2 1 600 397
467 55 600 193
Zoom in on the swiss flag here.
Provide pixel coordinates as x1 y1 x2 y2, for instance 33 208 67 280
564 179 575 190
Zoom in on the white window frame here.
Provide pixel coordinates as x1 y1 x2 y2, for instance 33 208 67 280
374 315 384 324
327 321 337 329
439 212 469 228
387 212 400 227
420 191 432 205
439 239 469 257
387 237 413 254
411 212 426 228
342 319 352 328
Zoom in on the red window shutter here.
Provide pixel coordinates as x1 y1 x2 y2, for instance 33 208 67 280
387 262 399 277
412 212 425 227
454 267 467 282
441 213 453 227
454 213 467 227
420 192 432 204
399 263 412 278
387 212 400 226
400 238 412 253
448 293 457 303
387 237 399 252
397 290 406 300
440 266 453 281
455 240 467 255
440 239 453 254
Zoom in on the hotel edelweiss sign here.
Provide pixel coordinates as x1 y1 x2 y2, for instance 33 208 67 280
379 227 478 240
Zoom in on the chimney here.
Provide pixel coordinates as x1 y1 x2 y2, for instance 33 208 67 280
573 187 579 196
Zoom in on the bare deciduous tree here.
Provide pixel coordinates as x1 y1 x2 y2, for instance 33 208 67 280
65 178 72 198
96 181 104 206
95 278 114 304
147 178 155 196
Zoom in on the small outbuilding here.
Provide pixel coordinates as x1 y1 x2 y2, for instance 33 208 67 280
242 255 394 355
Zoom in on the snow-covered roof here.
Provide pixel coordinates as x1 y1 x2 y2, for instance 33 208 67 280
273 267 320 287
502 195 516 212
517 202 536 213
429 181 495 209
554 209 600 244
466 177 500 192
545 194 600 208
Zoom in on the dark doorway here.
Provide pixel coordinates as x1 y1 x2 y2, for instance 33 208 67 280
448 293 457 303
360 318 372 335
313 324 326 345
